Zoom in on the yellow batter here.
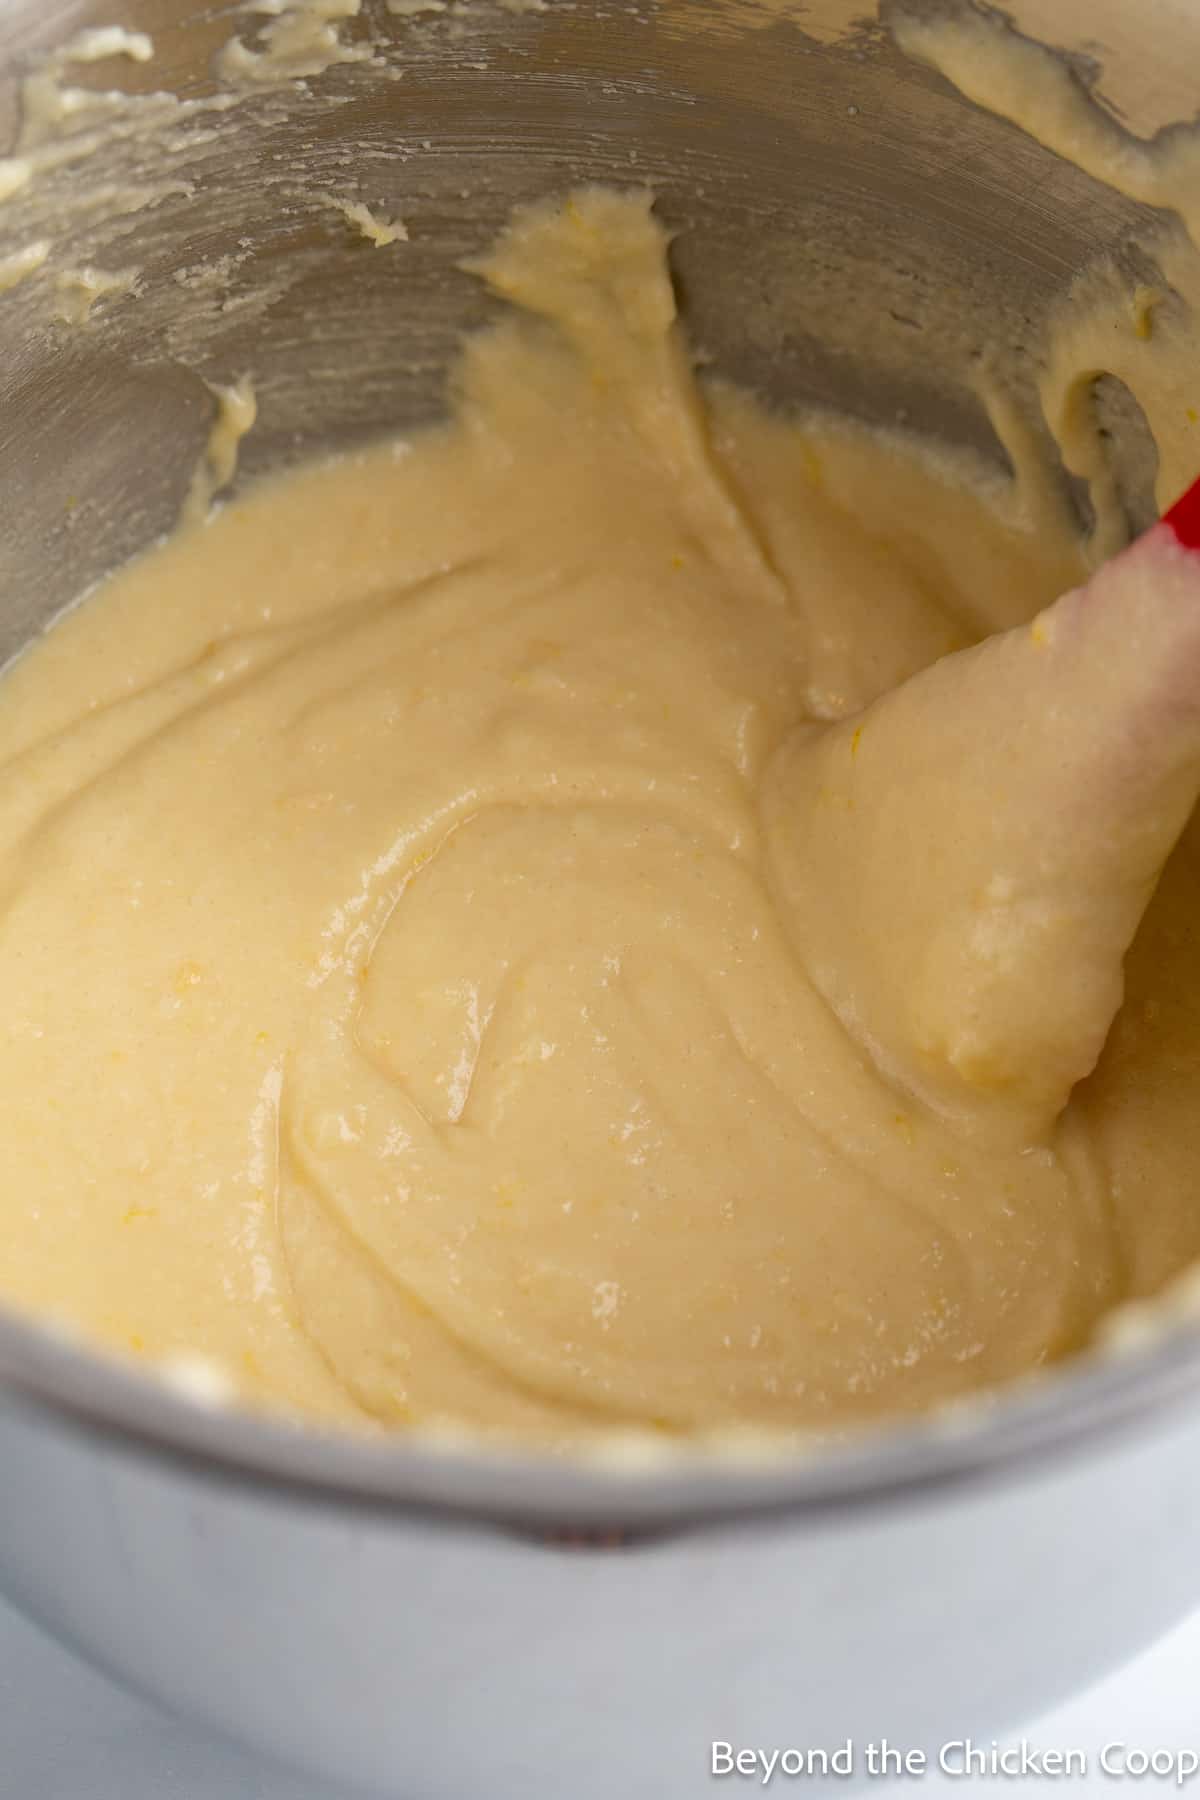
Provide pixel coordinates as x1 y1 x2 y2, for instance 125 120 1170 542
0 174 1197 1448
14 0 1200 1456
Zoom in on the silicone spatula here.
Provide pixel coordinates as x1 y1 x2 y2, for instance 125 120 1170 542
764 474 1200 1146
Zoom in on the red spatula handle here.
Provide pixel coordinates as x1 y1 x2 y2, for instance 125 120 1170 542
1165 475 1200 552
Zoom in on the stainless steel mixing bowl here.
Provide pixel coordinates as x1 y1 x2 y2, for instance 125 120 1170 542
0 1 1199 1793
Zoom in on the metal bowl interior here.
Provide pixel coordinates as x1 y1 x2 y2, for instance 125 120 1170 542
1 0 1199 1530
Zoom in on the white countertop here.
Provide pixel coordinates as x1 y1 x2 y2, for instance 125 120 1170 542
5 1593 1199 1797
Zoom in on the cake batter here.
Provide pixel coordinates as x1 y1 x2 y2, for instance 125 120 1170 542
0 12 1198 1444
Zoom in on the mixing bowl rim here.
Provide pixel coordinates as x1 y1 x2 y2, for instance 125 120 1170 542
0 1302 1197 1533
